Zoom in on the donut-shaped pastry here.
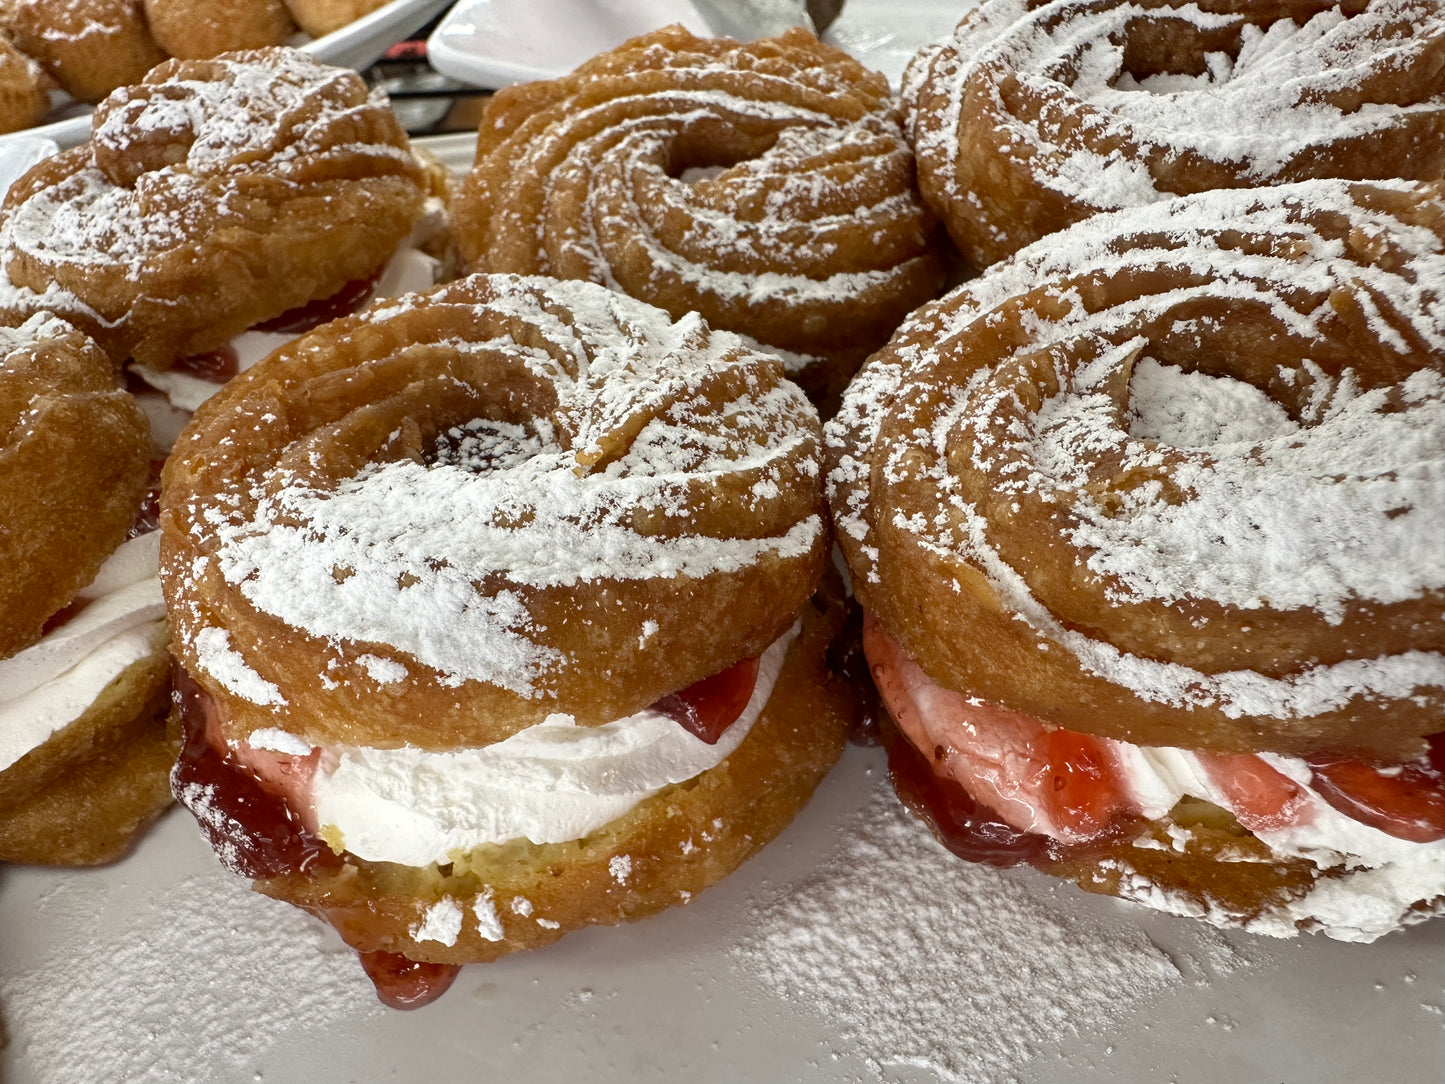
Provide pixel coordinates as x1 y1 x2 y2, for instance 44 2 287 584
904 0 1445 269
0 33 47 134
456 26 949 411
142 0 296 58
281 0 389 38
5 0 166 104
0 313 173 866
827 179 1445 939
0 47 431 372
161 274 850 1001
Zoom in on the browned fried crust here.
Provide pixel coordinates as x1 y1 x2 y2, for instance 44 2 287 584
0 320 150 657
457 25 948 408
6 0 166 104
0 48 428 370
161 274 828 751
281 0 389 38
254 571 856 964
142 0 295 58
0 651 175 865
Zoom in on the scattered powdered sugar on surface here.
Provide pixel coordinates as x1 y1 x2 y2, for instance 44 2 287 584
731 782 1246 1082
0 872 380 1083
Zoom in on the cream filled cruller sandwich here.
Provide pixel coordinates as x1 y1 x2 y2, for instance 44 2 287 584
160 273 854 1007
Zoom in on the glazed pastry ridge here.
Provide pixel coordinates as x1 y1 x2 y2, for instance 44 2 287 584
904 0 1445 266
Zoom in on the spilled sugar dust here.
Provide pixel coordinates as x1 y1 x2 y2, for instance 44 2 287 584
730 769 1248 1083
0 871 380 1083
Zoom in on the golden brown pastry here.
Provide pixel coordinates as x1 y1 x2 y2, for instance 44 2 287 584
457 25 948 412
281 0 388 38
0 312 173 866
904 0 1445 269
0 47 434 373
0 32 47 134
142 0 295 58
5 0 167 104
826 178 1445 941
161 273 852 1006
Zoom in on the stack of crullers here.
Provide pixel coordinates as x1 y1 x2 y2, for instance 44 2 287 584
1 0 1441 1012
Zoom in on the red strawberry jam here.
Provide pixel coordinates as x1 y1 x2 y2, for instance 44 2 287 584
652 655 761 744
358 951 461 1011
255 271 382 334
170 667 339 880
1308 734 1445 844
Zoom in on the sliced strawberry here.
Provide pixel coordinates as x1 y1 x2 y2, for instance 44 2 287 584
862 614 1131 844
652 655 761 744
357 950 461 1010
1307 738 1445 843
1194 751 1311 833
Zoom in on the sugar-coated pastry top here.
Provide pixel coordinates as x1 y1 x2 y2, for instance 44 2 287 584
0 46 429 370
161 273 828 751
904 0 1445 266
826 178 1445 760
458 25 947 406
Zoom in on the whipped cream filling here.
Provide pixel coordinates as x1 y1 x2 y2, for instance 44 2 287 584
246 624 798 867
1111 744 1445 942
0 532 167 773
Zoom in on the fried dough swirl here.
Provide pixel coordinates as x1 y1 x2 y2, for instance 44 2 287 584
905 0 1445 269
826 179 1445 761
0 47 428 370
161 273 829 752
457 26 948 409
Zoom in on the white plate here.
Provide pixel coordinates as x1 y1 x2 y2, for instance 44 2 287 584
429 0 715 88
0 0 455 150
3 743 1442 1084
429 0 963 91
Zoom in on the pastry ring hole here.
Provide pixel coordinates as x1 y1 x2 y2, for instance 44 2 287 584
665 124 782 186
91 85 199 188
425 415 549 475
1103 13 1269 96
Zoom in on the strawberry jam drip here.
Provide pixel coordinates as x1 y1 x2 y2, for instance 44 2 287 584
652 655 760 744
255 271 382 335
878 711 1051 867
358 950 462 1011
1307 733 1445 844
170 667 341 879
173 344 239 383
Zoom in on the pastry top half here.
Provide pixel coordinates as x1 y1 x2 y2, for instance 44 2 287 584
161 272 829 752
826 177 1445 762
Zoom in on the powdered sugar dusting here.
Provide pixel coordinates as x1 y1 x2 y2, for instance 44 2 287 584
0 871 380 1082
906 0 1445 212
179 275 824 703
732 779 1245 1081
826 178 1445 720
